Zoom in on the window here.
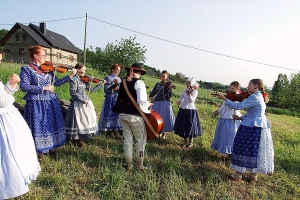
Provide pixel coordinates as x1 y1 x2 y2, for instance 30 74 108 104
19 48 24 55
22 34 27 41
15 35 19 41
57 52 62 59
69 55 74 62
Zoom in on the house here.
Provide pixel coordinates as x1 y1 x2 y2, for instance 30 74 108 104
0 22 81 64
202 82 214 90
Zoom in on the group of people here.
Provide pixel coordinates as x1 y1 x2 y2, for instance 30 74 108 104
0 45 274 199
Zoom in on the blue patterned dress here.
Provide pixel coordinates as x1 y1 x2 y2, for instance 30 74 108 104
225 92 274 174
98 74 122 131
149 82 175 133
20 62 71 154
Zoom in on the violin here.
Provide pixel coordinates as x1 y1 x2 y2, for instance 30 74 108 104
211 91 250 102
160 80 176 89
80 75 103 84
107 78 121 90
40 61 73 73
186 86 196 94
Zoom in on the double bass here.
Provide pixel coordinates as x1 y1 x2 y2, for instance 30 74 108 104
144 110 164 140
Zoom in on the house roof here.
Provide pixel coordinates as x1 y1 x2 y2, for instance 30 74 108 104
0 22 81 54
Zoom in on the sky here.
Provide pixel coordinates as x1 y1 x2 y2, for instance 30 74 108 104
1 0 300 88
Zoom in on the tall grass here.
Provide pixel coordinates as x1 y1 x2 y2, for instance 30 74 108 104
1 62 300 199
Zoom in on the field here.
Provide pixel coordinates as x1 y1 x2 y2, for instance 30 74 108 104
1 63 300 200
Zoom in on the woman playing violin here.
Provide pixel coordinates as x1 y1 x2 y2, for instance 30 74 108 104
173 77 202 149
149 70 175 140
215 79 274 182
64 63 103 147
210 81 242 163
98 64 123 139
20 45 77 158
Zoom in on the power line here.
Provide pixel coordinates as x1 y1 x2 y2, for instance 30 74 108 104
1 15 299 72
88 15 299 72
0 16 85 26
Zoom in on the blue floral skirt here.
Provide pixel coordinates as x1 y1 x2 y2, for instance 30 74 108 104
98 96 122 131
24 99 66 154
230 125 274 174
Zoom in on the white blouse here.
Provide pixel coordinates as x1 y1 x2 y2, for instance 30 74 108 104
177 89 198 110
0 81 18 108
135 80 151 114
218 101 241 119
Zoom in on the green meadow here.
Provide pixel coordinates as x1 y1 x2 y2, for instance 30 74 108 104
1 63 300 200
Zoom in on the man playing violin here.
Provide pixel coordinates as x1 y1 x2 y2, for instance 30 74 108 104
149 70 175 140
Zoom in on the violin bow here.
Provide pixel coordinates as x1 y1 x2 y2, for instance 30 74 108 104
151 81 166 102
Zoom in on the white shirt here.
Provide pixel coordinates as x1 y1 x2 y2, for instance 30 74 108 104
135 80 151 114
218 101 241 119
178 89 198 110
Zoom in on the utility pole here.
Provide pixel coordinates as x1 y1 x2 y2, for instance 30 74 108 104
83 13 88 65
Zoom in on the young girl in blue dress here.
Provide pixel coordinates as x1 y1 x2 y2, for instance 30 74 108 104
216 79 274 181
210 81 242 162
173 77 202 149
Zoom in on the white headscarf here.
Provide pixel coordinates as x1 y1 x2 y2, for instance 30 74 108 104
186 77 197 87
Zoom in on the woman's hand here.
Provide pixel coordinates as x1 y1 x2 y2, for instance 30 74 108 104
232 114 242 120
216 94 227 100
70 69 78 77
148 103 154 110
43 85 54 92
9 74 20 89
214 110 219 116
113 85 119 91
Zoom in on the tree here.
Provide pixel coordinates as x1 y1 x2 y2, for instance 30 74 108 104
271 73 289 108
0 29 9 41
287 73 300 110
0 29 9 51
84 36 147 77
175 72 186 83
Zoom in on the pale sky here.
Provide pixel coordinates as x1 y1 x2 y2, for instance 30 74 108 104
1 0 300 88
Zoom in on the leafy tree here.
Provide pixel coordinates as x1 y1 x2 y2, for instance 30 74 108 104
175 72 186 83
287 73 300 110
0 29 9 41
271 73 289 108
212 82 224 91
0 29 9 51
84 36 147 77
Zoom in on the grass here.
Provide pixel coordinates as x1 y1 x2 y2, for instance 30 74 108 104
1 62 300 199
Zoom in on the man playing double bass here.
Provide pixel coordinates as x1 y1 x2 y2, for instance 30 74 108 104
112 63 152 171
